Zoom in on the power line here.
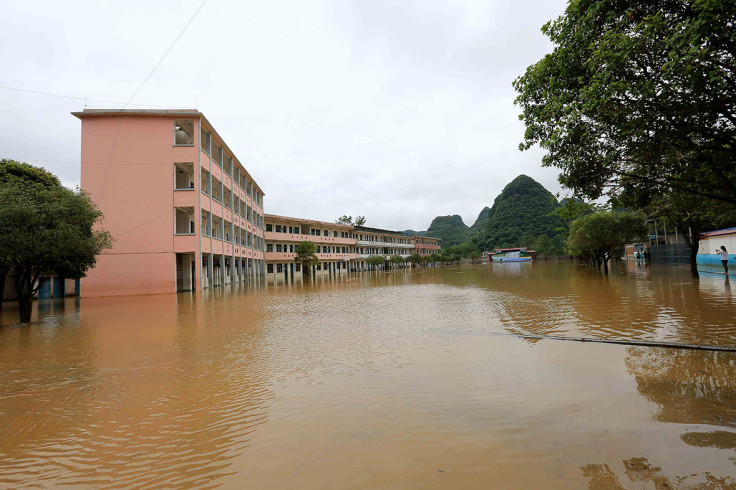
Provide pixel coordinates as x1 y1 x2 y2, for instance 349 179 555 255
98 0 209 205
0 84 182 108
124 0 209 107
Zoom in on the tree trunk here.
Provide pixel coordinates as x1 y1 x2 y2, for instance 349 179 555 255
0 270 6 309
603 255 609 275
688 241 700 279
14 270 33 323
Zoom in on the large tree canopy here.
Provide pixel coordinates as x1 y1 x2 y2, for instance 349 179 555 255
0 159 112 322
514 0 736 204
567 210 648 274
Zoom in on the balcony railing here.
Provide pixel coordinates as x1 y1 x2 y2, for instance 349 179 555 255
357 240 413 248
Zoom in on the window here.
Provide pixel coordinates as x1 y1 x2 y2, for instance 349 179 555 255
211 177 222 202
266 244 273 252
200 127 211 153
333 231 338 237
294 227 300 234
276 225 282 233
174 162 194 190
276 264 283 273
213 143 223 167
310 229 317 236
295 264 301 272
323 230 328 237
315 246 321 253
276 244 284 252
201 169 211 195
201 210 211 236
267 264 274 273
175 207 194 235
226 157 233 176
174 120 194 145
266 224 273 232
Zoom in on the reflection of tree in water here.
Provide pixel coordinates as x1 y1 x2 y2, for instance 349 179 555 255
625 347 736 428
581 457 736 489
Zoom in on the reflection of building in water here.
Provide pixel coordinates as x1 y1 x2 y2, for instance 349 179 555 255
74 109 266 297
264 215 441 280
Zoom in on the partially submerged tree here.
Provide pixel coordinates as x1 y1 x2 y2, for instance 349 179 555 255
293 241 319 275
0 159 112 322
467 251 480 264
567 211 648 274
366 255 386 270
514 1 736 205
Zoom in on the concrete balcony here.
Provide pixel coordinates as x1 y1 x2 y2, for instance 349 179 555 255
265 232 357 245
266 252 359 261
357 240 413 248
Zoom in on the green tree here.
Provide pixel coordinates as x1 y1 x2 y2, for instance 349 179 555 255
0 159 112 323
335 215 366 227
293 241 319 275
567 211 648 274
409 253 423 268
535 236 552 255
366 255 385 270
514 0 736 205
389 254 402 269
467 251 480 264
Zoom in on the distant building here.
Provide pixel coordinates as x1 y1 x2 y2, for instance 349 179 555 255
412 236 441 255
265 214 357 277
74 109 266 296
698 227 736 267
263 218 442 279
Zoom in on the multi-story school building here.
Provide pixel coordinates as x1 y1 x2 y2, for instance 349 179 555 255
74 109 266 297
264 216 441 279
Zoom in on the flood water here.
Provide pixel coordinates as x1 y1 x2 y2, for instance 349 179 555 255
1 261 736 488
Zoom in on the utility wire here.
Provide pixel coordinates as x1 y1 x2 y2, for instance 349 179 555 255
98 0 209 204
0 84 186 108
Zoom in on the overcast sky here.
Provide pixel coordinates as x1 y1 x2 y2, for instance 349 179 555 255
1 0 569 231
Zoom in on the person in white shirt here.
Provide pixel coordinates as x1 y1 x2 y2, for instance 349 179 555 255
717 246 729 273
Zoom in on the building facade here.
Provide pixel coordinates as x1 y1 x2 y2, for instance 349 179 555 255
265 214 358 278
264 217 441 279
354 226 416 267
75 109 266 297
412 236 442 255
697 227 736 267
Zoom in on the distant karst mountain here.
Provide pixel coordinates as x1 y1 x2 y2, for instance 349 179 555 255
424 215 470 247
473 175 563 251
469 206 491 234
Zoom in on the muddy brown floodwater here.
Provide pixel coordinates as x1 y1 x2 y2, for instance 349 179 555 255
1 261 736 488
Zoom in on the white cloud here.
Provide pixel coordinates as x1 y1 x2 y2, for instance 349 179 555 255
0 0 569 231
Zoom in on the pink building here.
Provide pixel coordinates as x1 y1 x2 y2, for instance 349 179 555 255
413 236 441 255
74 109 266 297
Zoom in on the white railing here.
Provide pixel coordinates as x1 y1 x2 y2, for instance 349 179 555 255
357 240 413 248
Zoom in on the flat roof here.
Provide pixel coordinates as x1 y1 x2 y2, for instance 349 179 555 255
265 214 354 230
355 225 408 236
702 226 736 237
414 235 441 242
72 108 265 196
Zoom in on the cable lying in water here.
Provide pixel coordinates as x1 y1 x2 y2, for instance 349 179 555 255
430 329 736 353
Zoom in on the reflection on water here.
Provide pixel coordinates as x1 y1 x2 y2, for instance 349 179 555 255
1 262 736 487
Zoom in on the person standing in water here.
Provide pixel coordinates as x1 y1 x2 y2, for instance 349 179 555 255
717 246 729 273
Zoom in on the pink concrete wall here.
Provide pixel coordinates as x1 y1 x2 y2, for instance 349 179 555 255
80 115 200 297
